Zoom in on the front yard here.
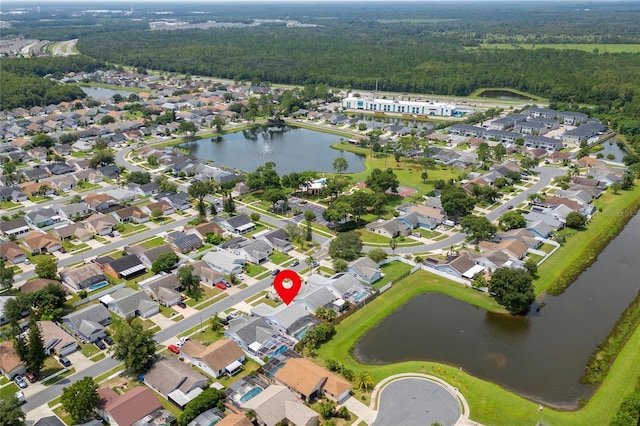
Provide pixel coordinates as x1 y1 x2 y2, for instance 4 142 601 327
371 261 414 289
269 251 292 265
244 262 268 278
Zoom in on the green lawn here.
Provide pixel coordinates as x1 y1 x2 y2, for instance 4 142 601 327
245 291 268 304
539 243 556 254
0 200 22 210
526 253 544 265
43 367 75 386
269 251 291 265
185 285 221 307
138 236 165 249
245 262 268 278
52 406 73 425
79 342 100 358
475 42 640 54
74 181 102 192
119 222 149 236
193 292 228 310
61 240 90 253
372 261 414 289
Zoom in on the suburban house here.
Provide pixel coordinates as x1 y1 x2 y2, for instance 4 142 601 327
225 315 296 359
144 355 208 409
493 229 541 249
0 186 27 203
258 229 293 253
240 385 318 426
51 223 93 242
140 274 183 307
479 239 529 260
217 214 256 234
367 217 412 239
128 182 160 197
425 252 484 280
293 286 337 314
160 192 191 211
62 304 111 343
112 205 150 224
96 386 163 426
184 221 224 240
0 341 26 379
306 273 370 300
38 320 78 356
398 211 440 231
57 203 91 221
215 413 253 426
251 303 319 339
0 242 27 264
60 263 108 291
273 357 352 403
180 338 245 378
133 245 174 268
24 208 61 228
0 217 30 239
100 288 158 319
82 213 118 236
99 254 146 280
166 231 203 254
190 260 225 286
22 231 62 255
33 416 67 426
141 200 174 217
526 220 555 239
346 257 382 284
83 193 120 213
19 279 64 295
232 239 273 264
202 250 246 275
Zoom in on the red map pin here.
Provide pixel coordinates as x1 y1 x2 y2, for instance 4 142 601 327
273 269 302 305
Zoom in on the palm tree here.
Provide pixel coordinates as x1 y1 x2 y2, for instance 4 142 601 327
305 256 316 275
354 370 374 391
389 237 398 254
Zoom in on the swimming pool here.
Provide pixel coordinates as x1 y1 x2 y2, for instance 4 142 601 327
240 386 263 403
354 290 369 302
87 281 108 292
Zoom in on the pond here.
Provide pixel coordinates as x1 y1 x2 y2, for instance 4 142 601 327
354 212 640 407
180 125 365 174
81 86 138 100
477 89 535 101
595 139 629 163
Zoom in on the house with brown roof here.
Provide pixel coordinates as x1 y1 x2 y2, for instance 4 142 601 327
112 205 149 224
0 341 26 379
82 213 118 236
240 385 318 426
141 200 174 217
273 358 351 403
60 263 107 291
0 242 27 264
96 386 162 426
19 279 64 295
38 320 78 356
479 239 529 260
180 338 245 378
185 221 224 240
217 413 253 426
51 223 93 242
22 231 62 255
190 260 225 286
426 251 484 280
140 274 182 307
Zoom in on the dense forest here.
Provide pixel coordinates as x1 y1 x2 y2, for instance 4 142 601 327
0 56 104 110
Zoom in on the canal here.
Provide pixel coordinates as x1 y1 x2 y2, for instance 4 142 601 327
354 212 640 407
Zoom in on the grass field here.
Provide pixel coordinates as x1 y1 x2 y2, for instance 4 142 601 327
473 43 640 54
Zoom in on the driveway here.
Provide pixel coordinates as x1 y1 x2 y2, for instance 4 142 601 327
372 378 462 426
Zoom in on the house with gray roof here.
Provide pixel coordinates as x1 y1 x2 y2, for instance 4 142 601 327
346 257 382 284
132 245 174 268
100 288 158 319
60 263 108 291
562 121 607 144
217 214 256 234
523 135 563 152
190 260 225 286
306 273 366 299
0 217 30 238
224 316 295 359
25 208 61 228
202 250 246 275
259 228 293 252
251 303 319 338
167 231 202 254
62 304 111 342
161 192 191 211
366 217 411 239
233 239 273 264
294 287 337 314
144 355 208 409
140 274 183 307
58 203 91 221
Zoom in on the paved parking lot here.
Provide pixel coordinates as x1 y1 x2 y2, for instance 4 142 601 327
289 198 329 227
372 378 461 426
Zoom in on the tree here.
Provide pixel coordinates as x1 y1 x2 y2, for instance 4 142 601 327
524 258 538 276
60 376 99 424
152 251 179 273
421 171 429 183
34 256 58 280
188 181 215 220
493 143 507 162
99 115 116 125
179 388 226 426
0 260 15 290
210 313 225 334
0 393 26 426
125 171 151 185
566 211 587 229
25 315 46 376
32 133 55 148
365 168 399 193
150 207 164 219
263 188 288 213
304 209 316 242
177 265 199 295
319 400 337 419
461 215 497 242
178 120 198 136
333 258 348 272
498 211 526 231
389 237 398 254
367 248 388 263
354 370 374 391
329 232 363 261
440 184 476 219
621 172 635 190
476 142 492 163
488 267 535 315
247 162 280 190
305 255 316 275
332 157 349 175
250 212 261 223
110 320 157 376
89 149 115 169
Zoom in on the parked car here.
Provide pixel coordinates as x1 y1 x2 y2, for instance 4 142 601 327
14 375 28 389
271 268 281 276
508 205 514 210
24 259 30 265
25 372 37 383
291 261 300 267
311 262 319 268
177 301 187 309
168 344 180 354
59 248 66 254
58 356 71 367
15 391 25 404
103 335 114 345
216 282 227 290
179 337 190 345
95 339 107 350
221 279 231 288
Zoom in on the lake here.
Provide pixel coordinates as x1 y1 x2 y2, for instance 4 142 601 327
477 89 535 101
180 125 366 174
354 212 640 407
81 86 138 100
